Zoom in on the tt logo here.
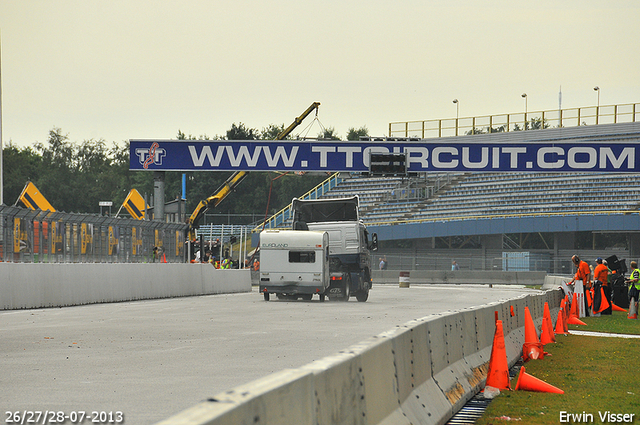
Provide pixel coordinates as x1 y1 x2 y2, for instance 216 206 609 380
135 142 167 169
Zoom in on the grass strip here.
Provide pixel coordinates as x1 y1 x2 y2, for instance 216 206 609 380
477 311 640 424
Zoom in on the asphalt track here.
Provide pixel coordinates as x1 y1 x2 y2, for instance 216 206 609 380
1 284 541 424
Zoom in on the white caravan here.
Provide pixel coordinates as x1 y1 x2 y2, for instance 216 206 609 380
259 229 329 301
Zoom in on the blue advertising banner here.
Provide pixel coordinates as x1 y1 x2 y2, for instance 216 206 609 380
130 139 640 173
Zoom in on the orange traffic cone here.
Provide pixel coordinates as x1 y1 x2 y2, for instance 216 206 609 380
485 319 510 391
522 307 543 361
555 309 568 335
540 315 555 345
567 292 587 325
542 302 556 343
570 292 578 316
515 366 564 394
593 287 610 314
629 297 638 319
611 303 627 313
510 305 515 317
161 253 167 263
567 315 587 325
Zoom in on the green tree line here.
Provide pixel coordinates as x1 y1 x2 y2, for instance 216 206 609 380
3 124 369 223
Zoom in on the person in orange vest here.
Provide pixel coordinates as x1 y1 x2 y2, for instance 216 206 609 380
569 255 592 316
593 257 611 315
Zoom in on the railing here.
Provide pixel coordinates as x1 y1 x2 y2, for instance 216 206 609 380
364 208 640 227
389 102 639 138
0 205 187 263
252 172 344 232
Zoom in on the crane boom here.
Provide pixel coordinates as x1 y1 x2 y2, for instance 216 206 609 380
187 102 320 241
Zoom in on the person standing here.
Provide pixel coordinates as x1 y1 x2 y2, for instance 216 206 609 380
593 258 611 315
451 260 460 271
625 261 640 319
568 255 592 316
379 256 388 271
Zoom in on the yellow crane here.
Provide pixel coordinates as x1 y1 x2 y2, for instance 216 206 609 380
16 181 56 212
186 102 320 241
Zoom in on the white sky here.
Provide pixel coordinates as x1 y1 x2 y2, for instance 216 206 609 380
1 0 639 148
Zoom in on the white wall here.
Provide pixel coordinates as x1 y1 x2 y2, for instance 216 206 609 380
0 263 251 310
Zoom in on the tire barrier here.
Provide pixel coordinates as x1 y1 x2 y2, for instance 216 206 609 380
0 263 251 310
157 288 563 425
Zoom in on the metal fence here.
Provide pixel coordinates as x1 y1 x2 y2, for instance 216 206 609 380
389 102 640 138
0 205 187 263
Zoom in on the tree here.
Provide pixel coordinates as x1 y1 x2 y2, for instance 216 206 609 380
346 126 369 141
27 128 133 213
227 123 259 140
2 143 43 205
177 130 214 140
318 127 341 140
514 117 550 131
261 124 287 140
465 127 485 135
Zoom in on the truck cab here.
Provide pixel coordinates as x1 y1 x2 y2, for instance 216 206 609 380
291 196 377 302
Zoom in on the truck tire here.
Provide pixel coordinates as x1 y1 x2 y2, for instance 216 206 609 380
328 275 350 301
338 275 350 301
319 294 326 302
355 289 369 302
263 292 270 301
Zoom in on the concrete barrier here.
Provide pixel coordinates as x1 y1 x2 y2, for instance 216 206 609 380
156 288 563 425
372 270 547 286
542 274 571 290
0 263 251 310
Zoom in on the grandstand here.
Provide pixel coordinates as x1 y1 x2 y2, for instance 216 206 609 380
266 171 640 227
362 172 640 223
314 171 640 274
257 169 640 273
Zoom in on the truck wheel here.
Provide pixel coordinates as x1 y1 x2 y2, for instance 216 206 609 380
356 289 369 302
338 276 350 301
263 292 270 301
319 294 326 302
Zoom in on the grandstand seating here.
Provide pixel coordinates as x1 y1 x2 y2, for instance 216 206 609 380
310 172 640 225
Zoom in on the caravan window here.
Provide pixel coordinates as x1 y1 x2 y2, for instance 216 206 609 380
289 251 316 263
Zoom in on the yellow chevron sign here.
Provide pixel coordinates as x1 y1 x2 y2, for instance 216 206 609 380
17 182 56 212
122 189 147 220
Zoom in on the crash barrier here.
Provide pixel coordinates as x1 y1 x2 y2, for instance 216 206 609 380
0 263 251 310
157 288 563 425
0 204 187 263
541 274 571 290
373 269 547 286
398 271 410 287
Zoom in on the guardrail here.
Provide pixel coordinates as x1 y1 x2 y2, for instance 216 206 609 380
372 270 547 285
0 204 187 263
389 102 639 138
157 287 563 424
365 209 639 228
